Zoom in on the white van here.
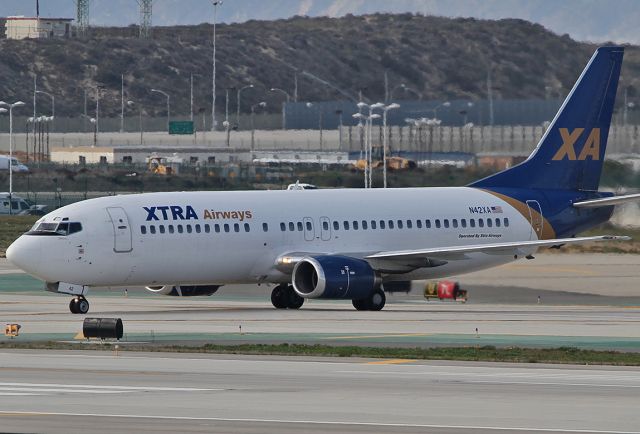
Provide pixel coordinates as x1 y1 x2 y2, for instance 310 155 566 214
0 156 29 173
0 193 33 215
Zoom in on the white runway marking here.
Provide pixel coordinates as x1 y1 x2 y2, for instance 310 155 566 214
0 410 637 433
0 382 223 396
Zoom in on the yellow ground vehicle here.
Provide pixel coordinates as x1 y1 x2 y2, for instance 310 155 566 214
147 155 182 175
352 147 416 171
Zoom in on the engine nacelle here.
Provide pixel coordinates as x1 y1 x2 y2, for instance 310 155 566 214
292 255 379 300
145 285 221 297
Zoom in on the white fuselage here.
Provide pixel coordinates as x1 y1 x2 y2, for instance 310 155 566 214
8 187 538 288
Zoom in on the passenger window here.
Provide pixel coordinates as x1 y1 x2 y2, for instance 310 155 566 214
297 222 303 231
333 221 339 230
245 223 250 232
426 219 431 228
495 218 501 227
263 223 269 232
343 221 349 230
280 222 286 232
234 223 240 233
444 219 450 228
159 225 166 234
470 219 476 228
306 221 312 231
215 224 220 233
388 220 394 229
416 220 422 229
487 219 492 228
479 219 484 228
69 222 82 234
353 221 359 230
205 224 210 233
504 218 510 227
150 225 156 234
169 225 175 234
289 222 295 231
224 224 230 233
323 221 329 231
195 224 201 233
380 220 386 229
407 220 412 229
397 220 403 229
362 220 368 230
453 219 458 228
186 225 192 233
435 219 441 229
371 220 377 230
141 225 147 235
461 219 467 228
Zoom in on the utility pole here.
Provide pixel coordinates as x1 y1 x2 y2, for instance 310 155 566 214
487 65 494 126
211 1 223 132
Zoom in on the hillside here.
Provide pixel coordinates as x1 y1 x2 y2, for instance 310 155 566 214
0 13 638 119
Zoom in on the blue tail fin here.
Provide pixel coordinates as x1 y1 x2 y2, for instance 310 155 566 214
471 46 624 191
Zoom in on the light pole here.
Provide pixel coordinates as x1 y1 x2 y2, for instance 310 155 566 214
306 102 325 150
381 103 400 188
236 84 253 129
335 109 343 151
250 101 266 150
364 102 384 187
0 101 26 214
151 89 171 131
81 114 97 147
211 1 223 131
353 111 380 188
270 87 291 130
120 74 125 132
35 90 54 132
126 100 143 146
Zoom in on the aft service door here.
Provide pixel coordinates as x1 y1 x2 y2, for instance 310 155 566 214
319 216 331 241
106 207 133 253
525 200 544 240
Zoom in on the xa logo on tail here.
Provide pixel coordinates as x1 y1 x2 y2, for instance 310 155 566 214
552 128 601 161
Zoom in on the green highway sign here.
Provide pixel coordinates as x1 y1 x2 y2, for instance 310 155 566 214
169 121 195 135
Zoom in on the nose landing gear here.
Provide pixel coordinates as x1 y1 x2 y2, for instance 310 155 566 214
69 296 90 314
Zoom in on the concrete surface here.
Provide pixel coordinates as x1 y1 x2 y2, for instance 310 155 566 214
0 350 639 433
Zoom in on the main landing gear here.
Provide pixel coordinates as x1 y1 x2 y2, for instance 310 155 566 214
271 284 305 309
69 296 90 314
352 288 386 311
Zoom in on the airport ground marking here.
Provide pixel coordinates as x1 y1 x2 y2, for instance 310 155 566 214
365 359 417 365
0 411 637 433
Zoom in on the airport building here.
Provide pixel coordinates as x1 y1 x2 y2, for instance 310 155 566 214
3 16 73 40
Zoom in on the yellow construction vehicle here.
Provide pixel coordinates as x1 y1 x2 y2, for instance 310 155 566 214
352 146 416 171
147 155 182 175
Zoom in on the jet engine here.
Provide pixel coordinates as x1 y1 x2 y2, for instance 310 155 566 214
145 285 221 296
292 255 380 299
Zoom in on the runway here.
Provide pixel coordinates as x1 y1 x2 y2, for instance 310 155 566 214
0 350 638 433
1 254 640 350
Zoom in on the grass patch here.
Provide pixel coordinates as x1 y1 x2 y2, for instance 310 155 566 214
0 216 39 257
1 341 640 366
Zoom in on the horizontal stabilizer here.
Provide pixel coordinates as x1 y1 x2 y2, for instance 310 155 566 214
365 235 629 262
573 193 640 208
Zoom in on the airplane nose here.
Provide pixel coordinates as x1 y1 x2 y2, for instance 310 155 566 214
6 236 42 275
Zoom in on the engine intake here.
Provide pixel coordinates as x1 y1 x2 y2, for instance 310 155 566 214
292 255 379 300
145 285 221 296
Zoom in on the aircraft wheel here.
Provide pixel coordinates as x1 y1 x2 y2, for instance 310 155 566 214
286 286 304 309
76 297 90 314
270 285 288 309
69 298 79 314
368 289 386 311
352 298 369 311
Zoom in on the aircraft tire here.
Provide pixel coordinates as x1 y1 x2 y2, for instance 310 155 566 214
367 289 386 311
271 285 288 309
286 286 304 309
76 297 90 314
69 299 78 314
352 298 369 311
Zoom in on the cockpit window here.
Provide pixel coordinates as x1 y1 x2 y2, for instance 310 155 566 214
27 222 83 236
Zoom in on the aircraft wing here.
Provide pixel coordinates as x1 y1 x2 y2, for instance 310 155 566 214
365 235 629 263
573 193 640 208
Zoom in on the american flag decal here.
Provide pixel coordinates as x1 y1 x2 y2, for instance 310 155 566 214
491 206 503 213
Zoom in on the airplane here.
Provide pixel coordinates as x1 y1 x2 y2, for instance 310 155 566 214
6 46 638 314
